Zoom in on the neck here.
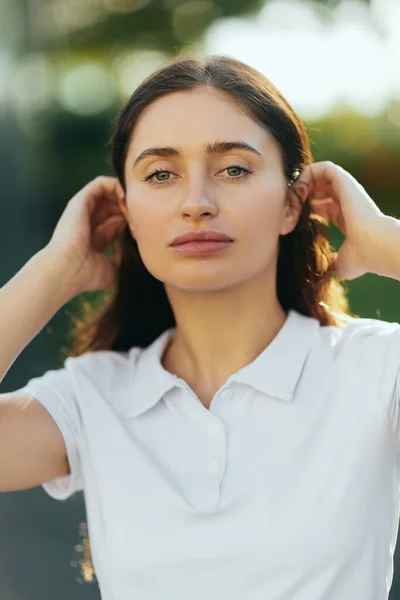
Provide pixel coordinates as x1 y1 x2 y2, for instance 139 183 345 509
162 269 288 397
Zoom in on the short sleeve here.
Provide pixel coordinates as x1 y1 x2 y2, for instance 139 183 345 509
380 323 400 442
345 318 400 443
16 355 85 501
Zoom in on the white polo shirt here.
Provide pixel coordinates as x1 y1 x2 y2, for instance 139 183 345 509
17 308 400 600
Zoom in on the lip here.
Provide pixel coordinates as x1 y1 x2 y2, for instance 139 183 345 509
170 230 233 245
171 240 233 257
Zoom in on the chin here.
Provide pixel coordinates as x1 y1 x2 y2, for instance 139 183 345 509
171 281 235 293
143 257 270 293
165 269 252 293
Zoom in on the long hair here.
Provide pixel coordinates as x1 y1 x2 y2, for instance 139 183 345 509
64 54 357 358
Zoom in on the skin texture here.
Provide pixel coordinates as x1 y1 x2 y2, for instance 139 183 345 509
118 86 307 407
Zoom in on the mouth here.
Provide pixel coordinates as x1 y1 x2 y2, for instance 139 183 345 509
170 239 233 257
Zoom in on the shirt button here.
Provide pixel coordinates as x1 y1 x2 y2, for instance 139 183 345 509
220 388 232 400
207 460 220 472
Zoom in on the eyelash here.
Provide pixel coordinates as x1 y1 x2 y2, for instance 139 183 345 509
142 164 253 186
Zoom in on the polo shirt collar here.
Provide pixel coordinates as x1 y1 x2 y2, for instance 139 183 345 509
127 309 320 418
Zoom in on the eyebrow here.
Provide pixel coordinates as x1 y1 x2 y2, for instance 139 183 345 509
132 140 263 169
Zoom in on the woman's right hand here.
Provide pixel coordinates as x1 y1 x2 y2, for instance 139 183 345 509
45 176 128 295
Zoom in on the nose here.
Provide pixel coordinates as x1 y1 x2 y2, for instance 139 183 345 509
179 178 218 220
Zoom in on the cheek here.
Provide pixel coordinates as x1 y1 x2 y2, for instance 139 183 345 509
127 203 170 273
126 196 166 241
235 191 283 242
135 222 166 263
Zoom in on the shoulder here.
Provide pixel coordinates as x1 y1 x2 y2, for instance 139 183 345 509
64 346 142 369
61 346 143 384
320 315 400 358
21 346 144 400
317 316 400 396
35 346 146 417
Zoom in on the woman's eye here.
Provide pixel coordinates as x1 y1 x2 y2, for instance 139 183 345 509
143 169 174 185
219 165 252 181
142 164 252 186
225 166 247 178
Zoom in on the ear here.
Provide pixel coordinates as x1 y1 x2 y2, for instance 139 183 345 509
279 181 308 236
116 184 128 218
116 186 137 239
291 180 309 205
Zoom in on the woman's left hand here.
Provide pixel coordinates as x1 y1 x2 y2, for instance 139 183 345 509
292 161 386 281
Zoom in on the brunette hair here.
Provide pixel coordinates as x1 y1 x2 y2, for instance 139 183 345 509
64 53 357 358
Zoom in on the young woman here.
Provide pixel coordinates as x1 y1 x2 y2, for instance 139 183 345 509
1 54 400 600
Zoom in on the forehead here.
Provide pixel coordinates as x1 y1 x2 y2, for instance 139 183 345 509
126 87 280 161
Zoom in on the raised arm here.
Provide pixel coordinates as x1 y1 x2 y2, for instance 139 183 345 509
0 176 126 492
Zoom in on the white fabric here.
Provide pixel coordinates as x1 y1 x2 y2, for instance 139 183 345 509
17 308 400 600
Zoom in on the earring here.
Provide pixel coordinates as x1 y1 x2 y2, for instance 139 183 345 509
287 168 301 187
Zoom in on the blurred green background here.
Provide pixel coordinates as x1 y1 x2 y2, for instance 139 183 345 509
0 0 399 598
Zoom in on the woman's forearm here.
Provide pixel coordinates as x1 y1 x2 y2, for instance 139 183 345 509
0 248 81 385
371 215 400 280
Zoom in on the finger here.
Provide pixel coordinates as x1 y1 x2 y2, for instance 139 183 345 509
316 200 346 235
310 197 334 205
91 203 126 230
95 179 125 211
92 215 126 251
95 216 126 241
85 177 125 215
306 161 378 215
310 197 335 220
96 214 126 228
88 179 126 227
97 176 125 204
294 167 336 204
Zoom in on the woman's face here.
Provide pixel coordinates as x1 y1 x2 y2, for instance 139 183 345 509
122 86 301 292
